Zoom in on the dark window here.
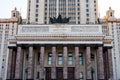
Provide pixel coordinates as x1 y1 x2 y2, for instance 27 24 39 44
86 9 89 12
36 9 38 12
36 18 38 22
48 52 52 64
86 0 89 3
36 5 39 8
86 18 89 21
37 72 39 79
68 52 73 65
36 14 38 17
86 4 89 7
38 52 40 64
36 0 39 3
58 52 63 65
86 13 89 17
110 12 112 16
79 52 83 64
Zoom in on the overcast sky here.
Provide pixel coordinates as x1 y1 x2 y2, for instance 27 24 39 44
0 0 120 19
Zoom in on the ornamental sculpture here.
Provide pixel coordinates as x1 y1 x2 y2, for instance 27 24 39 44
50 14 70 24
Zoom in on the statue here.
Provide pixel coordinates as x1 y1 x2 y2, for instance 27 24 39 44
50 14 70 24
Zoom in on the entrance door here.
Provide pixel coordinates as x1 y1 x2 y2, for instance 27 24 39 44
56 67 63 80
46 67 51 80
68 67 74 80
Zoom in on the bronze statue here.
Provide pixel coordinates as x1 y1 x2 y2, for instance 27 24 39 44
50 14 70 24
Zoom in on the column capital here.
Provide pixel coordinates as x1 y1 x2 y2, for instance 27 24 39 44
51 44 57 47
74 44 80 47
40 44 45 47
107 46 112 49
97 44 103 47
86 44 91 47
28 44 34 47
8 46 14 49
17 44 22 47
62 44 68 47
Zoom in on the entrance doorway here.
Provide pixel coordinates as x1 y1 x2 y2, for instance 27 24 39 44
45 67 51 80
45 67 75 80
56 67 63 80
68 67 74 80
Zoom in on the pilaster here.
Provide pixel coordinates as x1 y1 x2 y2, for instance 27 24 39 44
75 46 80 80
85 45 92 80
51 46 56 80
40 46 45 80
97 46 104 80
28 45 34 79
15 45 23 79
63 46 68 80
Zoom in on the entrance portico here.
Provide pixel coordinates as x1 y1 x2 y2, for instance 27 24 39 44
7 24 113 80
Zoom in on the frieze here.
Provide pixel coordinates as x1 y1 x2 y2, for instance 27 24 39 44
18 25 102 35
71 26 99 32
22 26 49 33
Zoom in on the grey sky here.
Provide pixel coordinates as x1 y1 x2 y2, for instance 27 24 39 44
0 0 120 19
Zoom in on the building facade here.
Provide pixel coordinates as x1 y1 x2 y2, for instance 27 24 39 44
104 7 120 80
0 8 21 80
6 24 113 80
27 0 98 24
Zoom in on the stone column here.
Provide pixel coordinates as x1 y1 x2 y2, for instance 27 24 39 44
85 45 92 80
7 48 13 79
107 48 113 79
97 46 104 80
75 46 80 80
51 46 56 80
11 49 16 79
15 45 23 79
40 46 45 80
28 45 34 79
63 46 68 80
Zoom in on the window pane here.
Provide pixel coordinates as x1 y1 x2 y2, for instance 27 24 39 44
68 52 73 65
58 61 62 65
59 57 62 60
48 52 52 64
79 52 83 65
58 52 63 65
68 61 72 65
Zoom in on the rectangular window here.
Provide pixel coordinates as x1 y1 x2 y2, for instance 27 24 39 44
86 18 89 22
86 13 89 17
37 72 39 79
79 52 83 65
36 0 39 3
36 14 38 17
36 9 38 12
86 0 89 3
48 52 52 64
36 18 38 22
38 52 40 64
68 52 73 65
36 5 39 8
58 52 63 65
86 9 89 12
86 4 89 7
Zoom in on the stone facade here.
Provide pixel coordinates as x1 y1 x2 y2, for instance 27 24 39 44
6 24 113 80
